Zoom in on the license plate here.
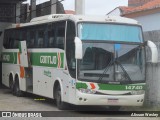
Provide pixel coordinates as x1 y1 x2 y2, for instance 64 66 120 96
108 98 119 103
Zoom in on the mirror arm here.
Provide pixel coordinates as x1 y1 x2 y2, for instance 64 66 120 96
74 37 83 59
147 40 158 63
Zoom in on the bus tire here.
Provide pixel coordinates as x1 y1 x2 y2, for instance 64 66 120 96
13 75 23 97
55 83 66 110
9 74 14 92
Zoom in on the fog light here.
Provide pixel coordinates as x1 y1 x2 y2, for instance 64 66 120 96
79 97 82 101
84 98 87 101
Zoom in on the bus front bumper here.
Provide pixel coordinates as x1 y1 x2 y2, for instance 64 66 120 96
75 91 144 106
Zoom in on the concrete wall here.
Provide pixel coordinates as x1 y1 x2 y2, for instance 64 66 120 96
35 1 64 19
36 2 51 17
134 12 160 32
144 30 160 107
20 4 29 23
0 3 16 23
146 63 160 107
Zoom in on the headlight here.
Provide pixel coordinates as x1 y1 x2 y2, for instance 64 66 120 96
131 90 145 95
79 88 96 94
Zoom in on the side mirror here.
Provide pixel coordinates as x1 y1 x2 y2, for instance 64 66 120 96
147 40 158 63
74 37 82 59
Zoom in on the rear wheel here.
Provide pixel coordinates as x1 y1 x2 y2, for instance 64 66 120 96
13 76 23 97
9 75 14 92
55 84 66 110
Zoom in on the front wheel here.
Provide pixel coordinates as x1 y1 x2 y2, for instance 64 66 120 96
55 84 67 110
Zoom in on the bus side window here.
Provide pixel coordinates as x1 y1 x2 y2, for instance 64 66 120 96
47 24 55 48
3 30 9 48
36 25 47 48
55 22 65 49
29 31 36 48
13 30 20 48
48 30 55 48
9 30 15 49
37 30 44 48
26 30 30 48
21 30 27 41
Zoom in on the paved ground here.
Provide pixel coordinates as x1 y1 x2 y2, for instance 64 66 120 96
0 88 57 111
0 87 159 120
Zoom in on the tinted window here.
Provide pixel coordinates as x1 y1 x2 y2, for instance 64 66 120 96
55 22 66 49
3 21 66 49
37 30 44 48
48 24 55 48
12 30 20 48
66 21 76 78
28 29 36 48
21 30 27 41
3 30 10 48
36 25 47 48
3 29 16 49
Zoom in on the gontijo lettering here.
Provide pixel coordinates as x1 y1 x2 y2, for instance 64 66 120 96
3 54 10 61
40 56 57 64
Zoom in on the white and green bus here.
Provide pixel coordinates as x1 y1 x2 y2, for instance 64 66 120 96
1 14 158 110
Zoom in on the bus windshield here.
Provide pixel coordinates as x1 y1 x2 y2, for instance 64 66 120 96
78 23 143 43
78 43 145 83
77 23 145 83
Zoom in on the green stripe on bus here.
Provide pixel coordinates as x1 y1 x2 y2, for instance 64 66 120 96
30 52 64 68
76 82 145 91
98 84 145 90
2 52 17 64
76 83 88 89
60 53 64 69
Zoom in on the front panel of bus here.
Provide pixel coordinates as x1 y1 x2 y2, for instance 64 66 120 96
74 22 146 106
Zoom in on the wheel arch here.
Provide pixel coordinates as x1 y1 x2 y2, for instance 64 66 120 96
53 78 64 101
9 72 14 88
9 72 14 81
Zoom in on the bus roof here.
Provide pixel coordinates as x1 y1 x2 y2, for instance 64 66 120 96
7 14 139 29
30 14 138 24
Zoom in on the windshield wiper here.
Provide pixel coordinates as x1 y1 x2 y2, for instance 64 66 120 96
98 60 113 81
98 59 132 82
115 60 132 82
